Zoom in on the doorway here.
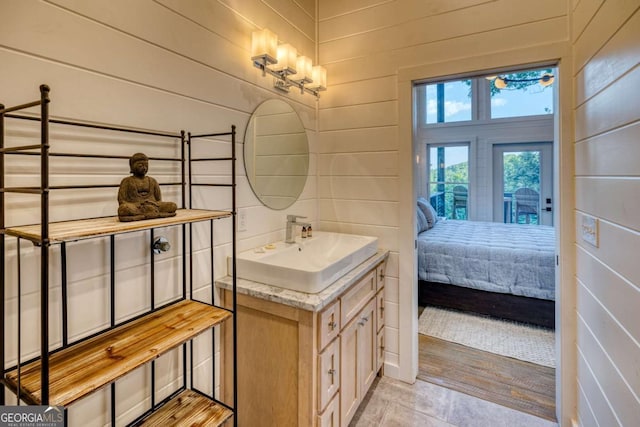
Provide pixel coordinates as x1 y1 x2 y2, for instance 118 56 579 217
413 66 558 421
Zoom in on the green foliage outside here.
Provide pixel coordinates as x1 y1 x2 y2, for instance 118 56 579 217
430 152 540 220
503 151 540 193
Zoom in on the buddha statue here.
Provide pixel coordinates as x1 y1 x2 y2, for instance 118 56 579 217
118 153 177 222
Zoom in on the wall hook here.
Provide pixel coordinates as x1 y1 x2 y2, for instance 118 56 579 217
152 236 171 254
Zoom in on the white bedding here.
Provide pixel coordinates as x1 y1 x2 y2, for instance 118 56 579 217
417 219 555 301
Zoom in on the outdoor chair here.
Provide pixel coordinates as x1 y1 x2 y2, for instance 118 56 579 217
514 187 540 224
452 185 468 219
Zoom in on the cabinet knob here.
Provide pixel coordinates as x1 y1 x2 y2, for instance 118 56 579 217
328 369 336 376
328 321 337 330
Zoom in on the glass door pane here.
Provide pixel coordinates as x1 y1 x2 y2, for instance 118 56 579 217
493 143 553 226
428 144 469 219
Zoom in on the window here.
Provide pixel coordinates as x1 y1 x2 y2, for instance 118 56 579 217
428 144 469 219
488 69 554 119
425 80 472 124
419 67 555 124
416 66 556 223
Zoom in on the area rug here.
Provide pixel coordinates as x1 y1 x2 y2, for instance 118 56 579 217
418 306 555 368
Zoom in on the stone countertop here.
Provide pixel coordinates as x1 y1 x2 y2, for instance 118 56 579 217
216 249 389 312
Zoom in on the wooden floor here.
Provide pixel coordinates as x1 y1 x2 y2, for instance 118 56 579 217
418 334 556 421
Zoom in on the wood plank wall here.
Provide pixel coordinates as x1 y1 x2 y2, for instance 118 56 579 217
0 1 316 424
3 0 638 424
573 1 640 426
318 0 568 382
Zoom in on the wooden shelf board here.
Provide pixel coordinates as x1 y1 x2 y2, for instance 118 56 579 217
138 390 233 426
4 300 232 407
3 209 231 243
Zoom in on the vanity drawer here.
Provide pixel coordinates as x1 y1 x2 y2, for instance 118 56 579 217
317 392 340 427
376 290 385 333
318 299 340 351
318 337 340 412
376 262 386 291
341 269 377 327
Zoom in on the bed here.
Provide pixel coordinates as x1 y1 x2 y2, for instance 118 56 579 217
417 217 556 328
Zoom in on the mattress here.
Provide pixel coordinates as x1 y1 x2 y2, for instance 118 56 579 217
417 219 556 301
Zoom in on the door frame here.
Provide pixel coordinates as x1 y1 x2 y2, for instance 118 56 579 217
397 43 575 425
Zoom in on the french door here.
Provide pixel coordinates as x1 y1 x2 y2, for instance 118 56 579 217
492 142 553 226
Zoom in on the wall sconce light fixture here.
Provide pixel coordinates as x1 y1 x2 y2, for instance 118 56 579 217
251 28 327 98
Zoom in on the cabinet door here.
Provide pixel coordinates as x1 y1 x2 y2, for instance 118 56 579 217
340 298 376 427
340 314 359 427
358 298 377 394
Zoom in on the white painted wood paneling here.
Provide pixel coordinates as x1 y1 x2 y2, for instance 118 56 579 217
575 8 640 105
319 101 398 131
318 127 398 153
576 177 640 231
576 297 640 426
325 0 564 44
323 17 567 86
318 199 398 226
318 152 398 177
577 380 600 427
576 343 622 427
319 0 393 21
320 0 495 42
572 0 605 42
1 1 317 424
575 65 640 142
572 0 640 72
321 75 397 108
574 3 640 425
576 248 640 360
575 212 640 286
317 176 398 201
575 122 640 176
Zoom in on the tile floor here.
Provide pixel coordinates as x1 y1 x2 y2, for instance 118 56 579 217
350 376 559 427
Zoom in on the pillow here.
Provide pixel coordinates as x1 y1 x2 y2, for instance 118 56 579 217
417 197 438 228
416 206 429 233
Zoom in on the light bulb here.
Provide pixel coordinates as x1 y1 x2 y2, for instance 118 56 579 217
290 56 313 82
251 28 277 64
539 73 555 87
494 77 507 89
309 66 327 90
271 44 297 74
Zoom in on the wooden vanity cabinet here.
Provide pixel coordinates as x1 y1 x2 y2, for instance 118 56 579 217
222 259 386 427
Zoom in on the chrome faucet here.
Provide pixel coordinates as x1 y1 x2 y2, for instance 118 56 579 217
285 214 311 243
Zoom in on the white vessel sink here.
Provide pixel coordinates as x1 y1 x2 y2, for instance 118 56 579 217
231 232 378 293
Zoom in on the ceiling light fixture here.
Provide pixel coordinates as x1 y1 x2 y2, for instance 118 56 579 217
251 28 326 98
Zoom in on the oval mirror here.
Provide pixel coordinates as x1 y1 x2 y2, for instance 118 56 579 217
244 99 309 210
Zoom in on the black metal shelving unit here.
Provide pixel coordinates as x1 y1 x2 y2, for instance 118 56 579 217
0 85 237 426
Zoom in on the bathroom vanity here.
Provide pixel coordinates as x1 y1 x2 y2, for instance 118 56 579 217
218 248 388 427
